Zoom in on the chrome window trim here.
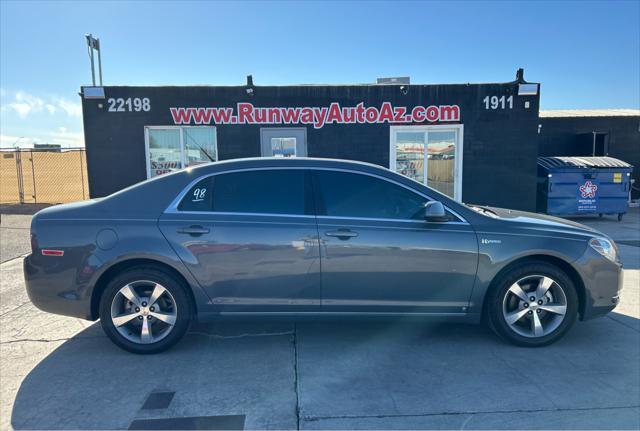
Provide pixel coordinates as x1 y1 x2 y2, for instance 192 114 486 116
315 215 469 226
164 166 469 225
173 210 316 219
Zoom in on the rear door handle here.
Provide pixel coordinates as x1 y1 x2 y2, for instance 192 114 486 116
177 225 210 236
325 229 358 240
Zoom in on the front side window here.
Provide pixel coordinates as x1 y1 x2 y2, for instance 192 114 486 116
314 170 427 220
178 170 307 215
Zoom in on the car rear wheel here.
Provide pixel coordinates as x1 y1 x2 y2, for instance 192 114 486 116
487 262 578 347
99 267 192 354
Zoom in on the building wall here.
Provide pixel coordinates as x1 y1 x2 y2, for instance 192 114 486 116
539 116 640 199
81 82 541 211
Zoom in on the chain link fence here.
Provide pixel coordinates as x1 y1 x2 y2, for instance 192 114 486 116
0 149 89 204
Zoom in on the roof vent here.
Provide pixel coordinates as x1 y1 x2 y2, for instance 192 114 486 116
377 77 410 85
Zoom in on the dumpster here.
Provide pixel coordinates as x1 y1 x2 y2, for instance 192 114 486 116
537 156 633 221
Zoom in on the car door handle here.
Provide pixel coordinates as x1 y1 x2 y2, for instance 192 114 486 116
325 229 358 240
177 225 210 236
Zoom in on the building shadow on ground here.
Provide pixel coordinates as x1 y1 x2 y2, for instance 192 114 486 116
10 313 640 430
0 203 53 216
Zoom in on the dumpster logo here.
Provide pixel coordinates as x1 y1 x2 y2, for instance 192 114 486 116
577 179 599 213
169 102 461 128
579 180 598 199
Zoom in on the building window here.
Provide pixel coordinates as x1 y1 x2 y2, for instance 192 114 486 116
390 125 463 201
145 126 217 178
270 137 297 157
260 128 308 157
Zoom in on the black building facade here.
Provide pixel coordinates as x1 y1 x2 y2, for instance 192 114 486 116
81 71 543 211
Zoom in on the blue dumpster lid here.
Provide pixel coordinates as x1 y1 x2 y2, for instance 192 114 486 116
538 156 633 170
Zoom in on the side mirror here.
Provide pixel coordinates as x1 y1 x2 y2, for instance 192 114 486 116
424 201 448 222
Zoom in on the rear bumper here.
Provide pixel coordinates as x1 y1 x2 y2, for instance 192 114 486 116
23 253 95 320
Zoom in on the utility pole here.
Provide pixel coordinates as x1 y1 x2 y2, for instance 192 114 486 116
85 34 103 86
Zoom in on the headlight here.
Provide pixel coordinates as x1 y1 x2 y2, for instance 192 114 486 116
589 238 617 262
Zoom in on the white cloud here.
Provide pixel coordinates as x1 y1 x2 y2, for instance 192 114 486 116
48 130 84 146
0 130 84 149
7 91 45 119
0 134 42 147
3 91 82 119
55 97 82 117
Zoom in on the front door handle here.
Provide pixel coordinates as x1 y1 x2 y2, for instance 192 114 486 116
325 229 358 240
177 225 210 236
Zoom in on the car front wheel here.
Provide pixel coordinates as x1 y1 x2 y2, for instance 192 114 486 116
99 266 192 354
487 262 578 347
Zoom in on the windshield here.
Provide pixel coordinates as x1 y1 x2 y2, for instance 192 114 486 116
466 204 499 218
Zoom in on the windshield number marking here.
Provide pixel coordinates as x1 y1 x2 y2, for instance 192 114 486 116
192 188 207 202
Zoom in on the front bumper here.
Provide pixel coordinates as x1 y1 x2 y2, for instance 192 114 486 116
575 247 624 321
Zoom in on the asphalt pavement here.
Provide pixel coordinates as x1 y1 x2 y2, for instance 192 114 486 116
0 205 638 430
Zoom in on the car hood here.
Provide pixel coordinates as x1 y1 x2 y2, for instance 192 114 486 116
481 206 604 238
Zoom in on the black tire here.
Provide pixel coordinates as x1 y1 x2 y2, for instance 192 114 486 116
99 266 192 354
618 213 623 221
486 261 578 347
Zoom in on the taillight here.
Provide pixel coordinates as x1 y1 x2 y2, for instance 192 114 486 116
41 249 64 257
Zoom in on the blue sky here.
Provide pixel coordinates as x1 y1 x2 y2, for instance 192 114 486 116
1 0 638 148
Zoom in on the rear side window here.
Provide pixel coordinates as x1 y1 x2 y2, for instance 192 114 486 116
178 177 214 211
179 169 308 214
213 170 306 215
314 170 427 220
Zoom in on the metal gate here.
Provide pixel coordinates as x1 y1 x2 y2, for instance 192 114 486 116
0 149 89 204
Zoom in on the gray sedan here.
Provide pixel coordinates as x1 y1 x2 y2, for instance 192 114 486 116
24 158 623 353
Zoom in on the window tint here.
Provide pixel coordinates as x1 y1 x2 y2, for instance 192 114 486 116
178 177 214 211
315 170 427 220
213 170 306 215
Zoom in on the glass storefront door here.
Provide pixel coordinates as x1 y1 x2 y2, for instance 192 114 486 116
145 126 217 178
390 125 463 201
260 128 308 157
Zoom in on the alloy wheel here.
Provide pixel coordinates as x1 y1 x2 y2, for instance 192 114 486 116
110 281 178 344
501 274 568 338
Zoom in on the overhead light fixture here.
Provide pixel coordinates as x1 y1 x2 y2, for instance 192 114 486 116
83 86 105 99
518 83 539 96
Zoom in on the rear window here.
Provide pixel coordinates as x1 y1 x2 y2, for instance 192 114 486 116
178 170 307 215
213 170 306 215
178 177 214 212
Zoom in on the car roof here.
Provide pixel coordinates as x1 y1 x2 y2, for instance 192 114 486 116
185 157 389 176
